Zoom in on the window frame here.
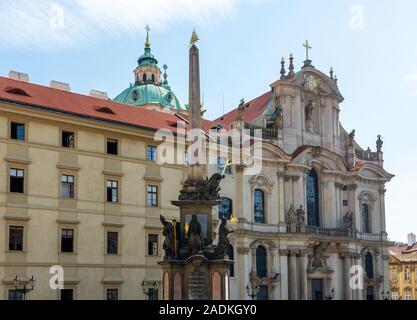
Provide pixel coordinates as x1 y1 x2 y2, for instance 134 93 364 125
218 197 233 220
60 228 75 253
61 130 75 149
106 180 119 203
147 185 158 207
10 121 26 141
106 288 119 300
361 204 371 233
106 231 119 255
147 145 157 161
8 225 24 252
9 168 25 194
147 233 159 256
106 138 119 156
61 174 75 199
254 189 265 224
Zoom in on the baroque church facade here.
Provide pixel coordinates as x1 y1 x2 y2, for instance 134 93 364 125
0 30 393 300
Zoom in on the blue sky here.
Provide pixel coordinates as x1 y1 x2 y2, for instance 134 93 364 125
0 0 416 242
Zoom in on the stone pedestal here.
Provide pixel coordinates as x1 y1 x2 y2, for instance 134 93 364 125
159 255 233 300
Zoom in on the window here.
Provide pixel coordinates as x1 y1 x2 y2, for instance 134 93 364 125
61 174 74 198
147 185 158 207
362 204 370 233
60 289 73 300
61 130 75 148
151 74 155 83
107 138 118 155
391 291 399 300
10 122 25 141
366 286 374 300
10 168 24 193
147 145 157 161
184 152 189 166
217 157 231 174
311 279 323 300
218 197 233 220
343 200 348 207
404 268 411 281
107 180 119 203
8 226 23 251
148 288 158 300
391 269 398 281
365 253 374 279
8 289 23 300
107 231 118 255
61 229 74 253
404 290 412 300
306 169 320 227
256 245 267 278
148 234 158 256
254 189 265 223
107 288 119 300
227 244 234 277
143 74 147 83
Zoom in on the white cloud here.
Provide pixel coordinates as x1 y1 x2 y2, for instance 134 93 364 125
405 74 417 82
0 0 245 50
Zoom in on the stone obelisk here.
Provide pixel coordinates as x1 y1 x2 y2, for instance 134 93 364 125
158 30 233 301
188 30 204 182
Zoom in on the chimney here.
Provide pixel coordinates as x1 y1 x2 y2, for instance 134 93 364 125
407 233 416 246
8 71 30 82
89 90 108 100
50 80 71 92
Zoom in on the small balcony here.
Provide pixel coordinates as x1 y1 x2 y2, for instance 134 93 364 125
286 224 358 238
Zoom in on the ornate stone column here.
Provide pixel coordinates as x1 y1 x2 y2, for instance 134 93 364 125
277 169 286 229
299 251 308 300
279 250 289 300
289 251 298 300
341 253 352 300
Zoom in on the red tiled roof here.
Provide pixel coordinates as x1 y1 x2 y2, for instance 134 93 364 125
214 91 272 129
389 243 417 254
0 76 216 133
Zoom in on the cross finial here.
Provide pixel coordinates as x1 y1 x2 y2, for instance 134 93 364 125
303 40 312 61
145 24 151 47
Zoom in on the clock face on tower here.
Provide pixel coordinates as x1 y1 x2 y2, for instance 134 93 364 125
304 74 317 91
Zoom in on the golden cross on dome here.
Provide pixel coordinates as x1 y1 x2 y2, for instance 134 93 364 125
221 159 232 176
303 40 312 61
145 24 151 46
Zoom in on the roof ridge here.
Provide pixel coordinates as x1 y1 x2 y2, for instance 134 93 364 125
0 75 122 106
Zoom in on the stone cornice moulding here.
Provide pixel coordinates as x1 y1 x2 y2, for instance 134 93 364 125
4 156 31 165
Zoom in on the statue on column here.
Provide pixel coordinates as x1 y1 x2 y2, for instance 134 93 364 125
214 217 233 259
287 205 297 224
297 205 306 225
376 135 383 152
343 212 354 231
187 214 203 255
274 105 283 130
160 215 174 259
305 100 314 121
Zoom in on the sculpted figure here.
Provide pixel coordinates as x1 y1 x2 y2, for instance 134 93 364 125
187 214 203 255
305 100 314 121
297 205 306 225
348 129 355 146
205 173 224 200
214 217 233 259
287 205 297 224
160 215 174 259
376 135 383 152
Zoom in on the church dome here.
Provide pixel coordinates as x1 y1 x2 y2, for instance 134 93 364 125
113 25 187 111
113 83 186 110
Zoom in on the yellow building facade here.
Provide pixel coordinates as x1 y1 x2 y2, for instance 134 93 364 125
389 239 417 300
0 100 188 300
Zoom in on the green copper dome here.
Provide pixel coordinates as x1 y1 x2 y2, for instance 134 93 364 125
113 83 186 110
113 25 187 111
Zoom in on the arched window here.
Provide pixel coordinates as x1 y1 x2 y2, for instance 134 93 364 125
362 204 370 233
218 197 233 220
306 169 320 226
254 189 265 223
256 245 267 278
365 252 374 279
217 157 231 174
227 244 234 277
151 74 155 82
143 74 147 83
